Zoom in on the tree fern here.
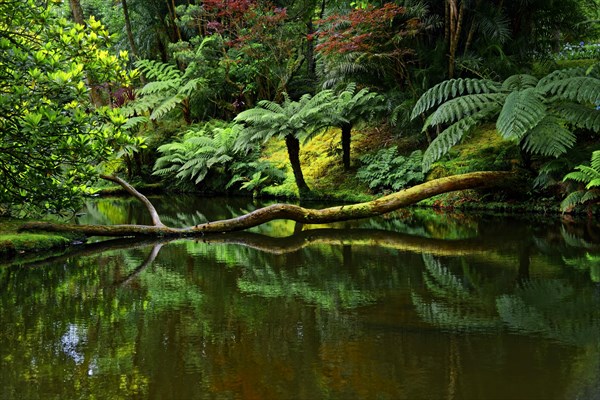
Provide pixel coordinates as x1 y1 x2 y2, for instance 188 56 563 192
496 88 546 140
521 117 576 157
422 105 499 172
411 78 501 119
123 59 202 124
424 93 505 129
561 151 600 212
413 63 600 172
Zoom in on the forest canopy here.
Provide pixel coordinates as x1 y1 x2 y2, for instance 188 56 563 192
1 0 599 216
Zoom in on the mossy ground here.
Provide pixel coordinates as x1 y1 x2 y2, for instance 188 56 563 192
0 218 77 258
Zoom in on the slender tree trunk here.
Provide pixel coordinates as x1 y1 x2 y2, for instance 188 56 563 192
121 0 139 59
447 0 465 79
341 123 352 171
69 0 85 25
285 134 311 195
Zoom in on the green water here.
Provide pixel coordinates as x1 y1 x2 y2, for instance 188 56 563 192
1 196 599 399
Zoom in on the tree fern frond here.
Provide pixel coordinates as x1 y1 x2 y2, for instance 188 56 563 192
136 79 179 96
554 103 600 132
576 165 600 181
591 151 600 171
581 188 600 200
135 59 181 81
424 93 504 128
178 77 202 95
496 88 546 140
122 116 149 130
522 117 576 157
537 67 587 87
422 116 477 172
542 76 600 104
501 74 539 90
411 78 500 119
561 190 585 211
150 94 186 120
563 171 592 183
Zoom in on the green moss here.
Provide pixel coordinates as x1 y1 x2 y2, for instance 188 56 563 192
0 218 79 257
427 126 520 180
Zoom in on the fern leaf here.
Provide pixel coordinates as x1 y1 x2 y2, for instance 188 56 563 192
122 116 149 130
576 165 600 181
581 189 600 200
563 171 590 183
411 78 500 119
424 93 504 128
137 79 179 96
542 76 600 104
554 103 600 132
501 74 539 91
561 190 585 211
522 117 576 157
496 88 546 140
422 118 475 172
178 78 202 95
150 94 186 120
537 68 587 87
591 151 600 171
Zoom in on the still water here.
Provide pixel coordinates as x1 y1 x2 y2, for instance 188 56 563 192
1 196 599 399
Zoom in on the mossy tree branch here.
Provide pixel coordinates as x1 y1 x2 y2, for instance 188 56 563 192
22 171 516 237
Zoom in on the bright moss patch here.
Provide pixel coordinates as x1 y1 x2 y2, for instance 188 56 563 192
0 218 76 257
427 125 521 180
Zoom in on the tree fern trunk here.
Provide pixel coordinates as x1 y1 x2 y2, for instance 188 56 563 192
285 134 311 195
341 123 352 171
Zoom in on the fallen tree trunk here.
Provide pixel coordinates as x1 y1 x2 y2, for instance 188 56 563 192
21 171 515 237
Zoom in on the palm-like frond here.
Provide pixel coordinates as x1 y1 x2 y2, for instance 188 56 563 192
424 93 504 129
554 103 600 132
521 116 575 157
561 150 600 212
542 76 600 104
411 78 501 119
496 88 546 140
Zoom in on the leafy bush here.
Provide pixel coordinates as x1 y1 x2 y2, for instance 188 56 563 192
561 150 600 213
153 120 284 193
356 148 424 193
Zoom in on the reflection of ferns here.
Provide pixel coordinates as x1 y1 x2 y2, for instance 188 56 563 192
496 279 599 346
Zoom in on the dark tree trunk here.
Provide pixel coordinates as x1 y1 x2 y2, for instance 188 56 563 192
341 123 352 171
285 134 311 195
121 0 139 58
69 0 85 25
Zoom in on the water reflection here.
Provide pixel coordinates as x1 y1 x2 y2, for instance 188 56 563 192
1 197 600 399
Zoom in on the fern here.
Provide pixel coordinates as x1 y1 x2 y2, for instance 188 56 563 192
413 63 600 172
496 88 546 140
422 105 498 172
561 151 600 212
521 116 575 157
541 76 600 104
554 103 600 132
501 74 539 91
424 93 505 129
411 78 501 119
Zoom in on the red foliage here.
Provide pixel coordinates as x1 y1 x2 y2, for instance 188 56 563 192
201 0 287 48
312 4 412 55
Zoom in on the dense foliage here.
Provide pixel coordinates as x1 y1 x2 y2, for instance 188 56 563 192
1 0 600 214
0 0 141 215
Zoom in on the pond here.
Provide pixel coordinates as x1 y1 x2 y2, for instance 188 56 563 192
1 195 599 399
